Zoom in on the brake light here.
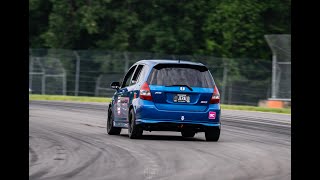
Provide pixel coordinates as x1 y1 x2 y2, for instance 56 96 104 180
140 82 153 101
210 85 220 104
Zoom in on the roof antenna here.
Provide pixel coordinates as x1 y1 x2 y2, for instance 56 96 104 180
178 55 180 63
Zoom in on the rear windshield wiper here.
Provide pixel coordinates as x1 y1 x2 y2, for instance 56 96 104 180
165 84 193 91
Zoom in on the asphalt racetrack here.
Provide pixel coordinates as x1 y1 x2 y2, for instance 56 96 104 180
29 101 291 180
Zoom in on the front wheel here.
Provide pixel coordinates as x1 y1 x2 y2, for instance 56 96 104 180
205 127 220 141
107 108 121 135
128 108 143 139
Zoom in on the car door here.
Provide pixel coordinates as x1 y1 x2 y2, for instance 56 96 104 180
114 64 145 127
113 65 137 124
113 64 146 125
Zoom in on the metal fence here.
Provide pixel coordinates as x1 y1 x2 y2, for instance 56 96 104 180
29 48 288 106
265 34 291 100
29 56 66 95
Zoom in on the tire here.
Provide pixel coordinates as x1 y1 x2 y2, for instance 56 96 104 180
128 108 143 139
205 127 220 141
181 130 196 138
107 108 121 135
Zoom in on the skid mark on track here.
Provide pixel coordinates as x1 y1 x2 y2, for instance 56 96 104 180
47 151 102 179
29 146 38 165
30 169 49 180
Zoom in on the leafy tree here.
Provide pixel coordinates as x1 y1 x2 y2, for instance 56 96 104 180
29 0 52 47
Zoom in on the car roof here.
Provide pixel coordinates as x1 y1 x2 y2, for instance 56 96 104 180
134 59 205 67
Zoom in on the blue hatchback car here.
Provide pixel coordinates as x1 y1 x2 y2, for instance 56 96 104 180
107 60 221 141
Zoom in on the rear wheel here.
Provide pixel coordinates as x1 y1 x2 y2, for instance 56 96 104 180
181 130 196 138
107 108 121 135
205 127 220 141
128 108 143 139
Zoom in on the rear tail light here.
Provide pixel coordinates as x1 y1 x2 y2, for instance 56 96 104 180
210 85 220 104
140 82 153 101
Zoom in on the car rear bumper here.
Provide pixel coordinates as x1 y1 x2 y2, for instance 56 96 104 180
136 119 220 126
134 100 221 127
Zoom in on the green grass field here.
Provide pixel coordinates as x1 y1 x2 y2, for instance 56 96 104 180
29 94 112 103
220 104 290 114
29 94 290 114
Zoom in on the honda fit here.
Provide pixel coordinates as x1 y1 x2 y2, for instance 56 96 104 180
107 60 221 141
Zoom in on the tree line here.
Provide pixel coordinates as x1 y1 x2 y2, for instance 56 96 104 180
30 0 290 58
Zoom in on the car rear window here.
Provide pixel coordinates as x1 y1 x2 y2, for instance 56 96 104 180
147 64 215 88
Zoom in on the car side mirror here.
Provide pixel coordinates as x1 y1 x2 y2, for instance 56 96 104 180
111 82 120 90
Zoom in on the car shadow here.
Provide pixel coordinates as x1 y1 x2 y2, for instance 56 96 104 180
119 134 205 141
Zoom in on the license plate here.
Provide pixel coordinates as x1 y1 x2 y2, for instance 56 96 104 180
174 94 190 103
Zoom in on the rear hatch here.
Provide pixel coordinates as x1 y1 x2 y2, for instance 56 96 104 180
147 63 215 112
